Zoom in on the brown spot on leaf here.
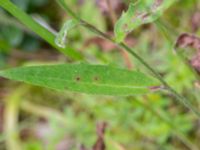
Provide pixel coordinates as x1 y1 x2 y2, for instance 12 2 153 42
75 76 81 81
94 76 100 81
175 33 200 51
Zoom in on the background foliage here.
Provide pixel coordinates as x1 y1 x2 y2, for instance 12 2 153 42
0 0 200 150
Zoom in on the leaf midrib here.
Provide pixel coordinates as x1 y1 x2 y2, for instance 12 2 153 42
17 74 153 89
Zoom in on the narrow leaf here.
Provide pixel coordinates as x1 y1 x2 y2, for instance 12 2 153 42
114 0 176 42
0 64 158 95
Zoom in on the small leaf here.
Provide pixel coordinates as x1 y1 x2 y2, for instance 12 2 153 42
55 19 78 48
175 33 200 51
114 0 176 42
0 64 158 95
175 33 200 73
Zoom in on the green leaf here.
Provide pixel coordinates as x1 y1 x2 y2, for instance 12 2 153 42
0 64 158 95
114 0 177 42
55 19 78 48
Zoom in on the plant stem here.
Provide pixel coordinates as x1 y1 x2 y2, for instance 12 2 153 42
119 43 200 117
4 86 26 150
57 0 200 117
0 0 82 60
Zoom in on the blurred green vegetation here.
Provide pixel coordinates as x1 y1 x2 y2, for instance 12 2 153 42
0 0 200 150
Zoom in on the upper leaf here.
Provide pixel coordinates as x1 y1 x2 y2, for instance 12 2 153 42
114 0 176 43
0 64 158 95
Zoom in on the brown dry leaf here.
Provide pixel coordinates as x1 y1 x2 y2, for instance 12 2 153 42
92 122 107 150
190 51 200 73
175 33 200 51
191 11 200 32
175 33 200 73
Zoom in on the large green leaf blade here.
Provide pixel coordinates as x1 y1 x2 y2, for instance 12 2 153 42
0 64 158 95
114 0 177 42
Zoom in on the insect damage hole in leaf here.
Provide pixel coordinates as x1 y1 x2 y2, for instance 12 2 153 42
0 64 159 96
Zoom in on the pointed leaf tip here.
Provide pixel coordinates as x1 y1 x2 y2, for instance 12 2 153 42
0 64 159 95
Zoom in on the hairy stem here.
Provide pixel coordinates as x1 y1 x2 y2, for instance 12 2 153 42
57 0 200 117
119 43 200 116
